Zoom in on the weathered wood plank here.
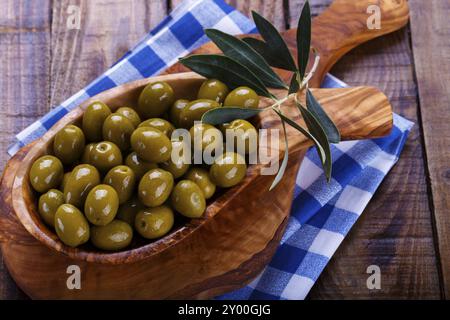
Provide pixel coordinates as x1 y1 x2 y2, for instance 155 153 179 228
0 0 52 300
409 0 450 299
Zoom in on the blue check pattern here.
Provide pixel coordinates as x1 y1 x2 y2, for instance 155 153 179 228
7 0 413 300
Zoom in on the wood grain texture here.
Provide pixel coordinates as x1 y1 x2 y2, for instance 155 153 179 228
409 0 450 299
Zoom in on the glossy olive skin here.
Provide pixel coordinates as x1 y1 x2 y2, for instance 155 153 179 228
103 165 136 204
125 152 158 180
138 118 175 138
170 99 189 127
190 123 223 154
224 86 259 108
102 114 135 151
170 180 206 218
197 79 229 103
209 152 247 188
64 164 100 208
61 171 71 191
89 141 123 173
160 140 190 179
135 205 174 239
81 143 96 163
82 101 112 142
84 184 119 226
184 167 216 199
130 127 172 163
91 220 133 251
222 119 258 154
115 107 141 127
54 204 90 248
138 168 174 207
117 197 145 226
178 99 220 129
53 124 85 165
137 81 175 119
30 155 64 193
38 189 64 227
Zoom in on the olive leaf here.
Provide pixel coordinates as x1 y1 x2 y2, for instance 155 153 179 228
242 37 295 72
202 107 263 125
288 73 300 94
205 29 287 89
251 11 297 72
269 119 289 191
306 89 340 143
296 1 311 80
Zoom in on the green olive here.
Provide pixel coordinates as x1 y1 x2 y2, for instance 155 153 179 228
81 143 96 164
29 155 64 193
53 124 85 165
178 99 220 129
138 118 175 138
130 127 172 163
125 152 158 180
224 86 259 108
197 79 229 103
159 140 190 179
103 165 136 204
89 141 123 173
190 123 223 154
209 152 247 188
61 171 71 191
115 107 141 127
117 197 145 226
82 101 112 142
222 119 258 154
170 180 206 218
91 220 133 251
38 189 64 227
170 99 189 127
184 167 216 199
102 113 135 151
54 204 90 248
135 205 174 239
138 168 174 207
137 81 175 119
64 164 101 208
84 184 119 226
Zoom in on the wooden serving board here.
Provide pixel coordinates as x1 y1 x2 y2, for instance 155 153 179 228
0 0 408 299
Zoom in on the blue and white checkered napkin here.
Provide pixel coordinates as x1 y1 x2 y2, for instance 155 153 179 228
8 0 413 299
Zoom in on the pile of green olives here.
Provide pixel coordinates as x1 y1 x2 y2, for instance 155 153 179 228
29 79 259 251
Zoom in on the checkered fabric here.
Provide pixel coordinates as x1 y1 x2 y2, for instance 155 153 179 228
7 0 413 300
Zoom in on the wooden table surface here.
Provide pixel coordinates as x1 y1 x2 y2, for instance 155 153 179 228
0 0 449 300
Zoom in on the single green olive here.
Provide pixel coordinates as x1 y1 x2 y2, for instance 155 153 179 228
170 180 206 218
82 101 112 142
117 197 145 226
54 204 90 248
81 143 96 164
102 113 135 151
124 152 158 180
135 205 174 239
89 141 123 173
103 165 136 204
115 107 141 127
190 123 223 154
84 184 119 226
197 79 229 103
64 164 100 208
170 99 189 127
137 81 175 119
130 127 172 163
160 140 190 179
91 220 133 251
38 189 64 227
178 99 220 129
221 119 258 154
209 152 247 188
61 171 71 191
29 155 64 193
53 124 85 165
224 86 259 108
138 118 175 138
138 168 174 207
184 167 216 199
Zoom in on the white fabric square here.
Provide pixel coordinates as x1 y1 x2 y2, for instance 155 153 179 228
296 157 323 189
281 275 315 300
334 140 358 153
368 150 397 174
334 185 372 215
308 229 344 258
213 15 243 35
